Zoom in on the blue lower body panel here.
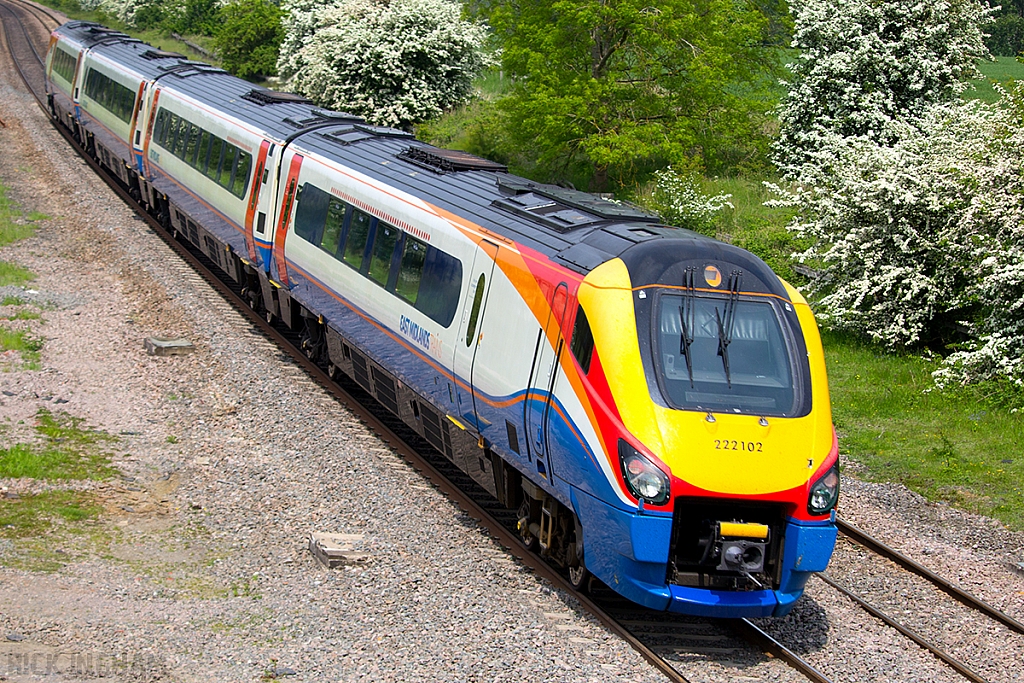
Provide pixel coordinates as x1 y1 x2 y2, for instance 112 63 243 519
571 486 838 618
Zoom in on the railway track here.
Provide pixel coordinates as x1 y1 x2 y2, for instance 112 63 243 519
3 4 1021 682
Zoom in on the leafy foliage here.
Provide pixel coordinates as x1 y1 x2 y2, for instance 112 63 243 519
774 0 992 172
212 0 284 80
277 0 489 128
488 0 781 191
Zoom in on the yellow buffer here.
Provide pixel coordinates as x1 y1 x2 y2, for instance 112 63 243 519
718 522 769 539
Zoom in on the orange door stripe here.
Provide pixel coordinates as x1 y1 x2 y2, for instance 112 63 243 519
274 154 304 286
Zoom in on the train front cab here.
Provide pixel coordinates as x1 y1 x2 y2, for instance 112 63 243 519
570 240 839 618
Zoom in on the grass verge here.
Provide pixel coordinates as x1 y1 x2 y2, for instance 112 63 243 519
0 325 42 369
0 409 117 479
0 411 117 570
824 331 1024 530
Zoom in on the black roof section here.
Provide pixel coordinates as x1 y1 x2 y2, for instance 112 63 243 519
55 22 784 285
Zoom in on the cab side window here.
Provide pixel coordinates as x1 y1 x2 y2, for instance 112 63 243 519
570 304 595 374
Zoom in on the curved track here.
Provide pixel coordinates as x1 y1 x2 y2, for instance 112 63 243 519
7 5 1018 682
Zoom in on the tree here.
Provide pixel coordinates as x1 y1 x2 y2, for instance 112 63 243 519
212 0 285 80
488 0 780 191
774 0 992 172
277 0 489 129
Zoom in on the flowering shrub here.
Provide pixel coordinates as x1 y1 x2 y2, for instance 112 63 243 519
774 0 992 172
770 89 1024 386
649 166 733 236
277 0 489 128
770 0 1024 388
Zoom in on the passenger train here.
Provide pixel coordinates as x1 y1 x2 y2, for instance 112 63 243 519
45 21 839 618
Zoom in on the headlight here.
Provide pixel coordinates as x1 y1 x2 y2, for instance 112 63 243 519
807 464 840 515
618 440 670 506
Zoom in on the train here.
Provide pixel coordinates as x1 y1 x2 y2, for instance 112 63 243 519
44 21 839 618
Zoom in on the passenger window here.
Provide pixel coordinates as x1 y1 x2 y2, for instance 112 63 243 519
320 200 348 255
153 110 167 143
396 236 427 305
164 113 179 148
293 182 330 245
206 137 223 181
185 125 200 164
196 130 211 171
232 151 251 198
465 275 486 347
219 145 237 189
343 209 372 270
172 119 188 158
368 222 400 286
570 305 595 374
417 247 462 327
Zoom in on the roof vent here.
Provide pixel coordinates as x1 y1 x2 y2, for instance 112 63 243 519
492 192 601 233
323 124 414 145
142 49 186 61
397 146 507 174
495 176 659 223
242 89 314 106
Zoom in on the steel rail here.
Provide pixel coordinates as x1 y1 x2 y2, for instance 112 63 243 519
8 0 64 27
729 618 834 683
817 573 989 683
0 0 48 103
838 518 1024 636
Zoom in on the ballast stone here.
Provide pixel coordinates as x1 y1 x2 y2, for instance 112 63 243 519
308 532 369 568
144 337 195 356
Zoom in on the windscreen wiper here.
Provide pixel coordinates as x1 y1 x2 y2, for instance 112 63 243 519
678 268 696 387
715 271 742 388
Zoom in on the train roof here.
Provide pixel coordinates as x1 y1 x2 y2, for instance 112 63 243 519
54 22 785 293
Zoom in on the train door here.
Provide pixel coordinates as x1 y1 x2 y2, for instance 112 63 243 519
128 81 151 177
452 239 499 431
244 140 275 267
524 282 569 479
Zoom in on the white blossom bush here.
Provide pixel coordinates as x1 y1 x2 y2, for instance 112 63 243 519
650 166 733 235
774 0 992 172
277 0 489 128
769 89 1024 385
92 0 183 27
276 0 328 82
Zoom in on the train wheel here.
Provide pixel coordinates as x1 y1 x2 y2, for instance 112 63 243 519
516 499 537 551
567 525 589 590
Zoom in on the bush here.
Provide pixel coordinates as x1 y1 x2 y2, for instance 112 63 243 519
770 88 1024 387
646 166 733 237
212 0 284 80
278 0 489 128
774 0 992 172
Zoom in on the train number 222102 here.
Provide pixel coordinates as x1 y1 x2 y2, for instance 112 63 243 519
714 439 763 452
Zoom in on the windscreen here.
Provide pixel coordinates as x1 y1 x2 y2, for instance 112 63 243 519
655 293 798 415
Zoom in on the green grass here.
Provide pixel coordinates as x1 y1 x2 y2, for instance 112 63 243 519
824 331 1024 530
0 325 42 368
38 2 219 64
0 409 117 480
0 490 101 537
966 56 1024 103
0 182 38 286
700 177 807 284
0 490 106 571
3 308 41 321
